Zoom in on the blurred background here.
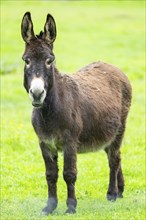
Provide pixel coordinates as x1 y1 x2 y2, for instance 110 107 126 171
1 0 145 76
1 1 145 219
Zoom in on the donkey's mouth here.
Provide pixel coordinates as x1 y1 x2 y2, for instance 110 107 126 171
32 102 43 108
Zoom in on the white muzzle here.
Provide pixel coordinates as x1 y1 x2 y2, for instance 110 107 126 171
29 78 46 107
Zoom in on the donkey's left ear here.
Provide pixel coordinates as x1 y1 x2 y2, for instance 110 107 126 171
43 14 57 44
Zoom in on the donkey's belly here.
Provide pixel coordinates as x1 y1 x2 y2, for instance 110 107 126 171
77 141 112 153
78 118 119 153
77 135 113 153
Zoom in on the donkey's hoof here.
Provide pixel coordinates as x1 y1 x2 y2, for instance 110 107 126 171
65 207 76 214
42 206 53 215
117 192 123 198
42 205 57 215
42 198 58 215
107 193 117 201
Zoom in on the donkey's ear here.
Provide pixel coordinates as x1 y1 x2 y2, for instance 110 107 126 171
21 12 36 43
43 14 57 44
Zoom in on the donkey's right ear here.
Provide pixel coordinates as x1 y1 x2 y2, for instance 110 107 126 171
21 12 36 43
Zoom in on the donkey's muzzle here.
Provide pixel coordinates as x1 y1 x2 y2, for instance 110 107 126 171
30 90 45 107
30 89 44 99
29 78 46 107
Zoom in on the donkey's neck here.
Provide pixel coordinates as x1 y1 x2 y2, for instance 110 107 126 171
41 68 62 115
32 70 62 137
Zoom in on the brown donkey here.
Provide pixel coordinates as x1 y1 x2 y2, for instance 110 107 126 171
21 12 132 215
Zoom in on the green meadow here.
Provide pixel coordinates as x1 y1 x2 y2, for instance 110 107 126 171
1 1 145 219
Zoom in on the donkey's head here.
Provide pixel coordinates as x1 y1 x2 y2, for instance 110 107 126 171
21 12 56 107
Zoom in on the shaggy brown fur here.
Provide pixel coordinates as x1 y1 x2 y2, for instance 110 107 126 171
21 12 132 215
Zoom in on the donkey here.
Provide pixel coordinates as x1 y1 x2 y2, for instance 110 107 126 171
21 12 132 215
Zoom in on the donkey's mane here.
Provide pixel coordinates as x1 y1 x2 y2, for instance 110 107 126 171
36 31 44 39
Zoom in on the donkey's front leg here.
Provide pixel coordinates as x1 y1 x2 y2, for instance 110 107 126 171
63 143 77 214
40 142 58 215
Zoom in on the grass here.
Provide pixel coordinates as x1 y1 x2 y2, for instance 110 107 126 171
1 1 145 220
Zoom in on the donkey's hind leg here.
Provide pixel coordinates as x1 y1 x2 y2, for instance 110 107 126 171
105 125 125 201
117 166 124 198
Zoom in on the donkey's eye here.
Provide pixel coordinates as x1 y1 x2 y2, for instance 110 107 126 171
25 59 30 65
25 58 31 68
45 58 52 68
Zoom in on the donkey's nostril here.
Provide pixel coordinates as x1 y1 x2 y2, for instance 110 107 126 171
29 88 45 100
40 90 45 95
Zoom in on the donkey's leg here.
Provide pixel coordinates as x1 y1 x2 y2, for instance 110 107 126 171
63 143 77 214
116 124 125 198
105 125 125 201
105 147 121 201
117 166 124 198
40 142 58 215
